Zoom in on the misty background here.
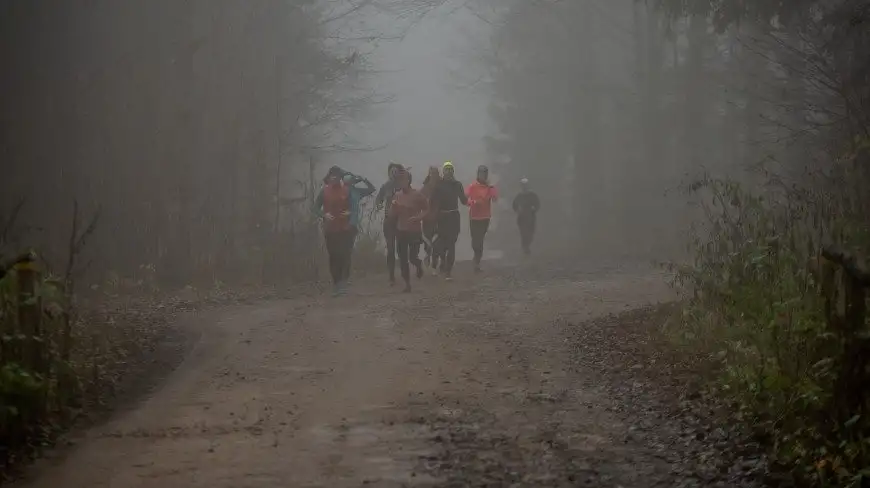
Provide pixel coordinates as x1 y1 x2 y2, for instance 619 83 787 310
1 2 869 484
1 0 866 286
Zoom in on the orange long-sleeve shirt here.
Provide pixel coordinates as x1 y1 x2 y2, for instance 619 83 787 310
466 180 498 220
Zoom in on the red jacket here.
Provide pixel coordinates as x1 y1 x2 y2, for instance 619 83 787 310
466 180 498 220
321 183 352 233
389 188 429 232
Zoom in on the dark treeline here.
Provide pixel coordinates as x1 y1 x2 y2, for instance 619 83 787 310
0 0 417 469
476 0 868 261
474 0 869 484
0 1 383 287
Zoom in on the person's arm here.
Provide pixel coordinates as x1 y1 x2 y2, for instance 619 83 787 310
531 192 540 212
412 192 429 221
489 185 499 202
457 182 469 206
464 182 474 206
375 183 387 208
355 177 376 198
387 191 401 218
512 194 520 213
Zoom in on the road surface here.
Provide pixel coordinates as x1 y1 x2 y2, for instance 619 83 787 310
17 261 675 488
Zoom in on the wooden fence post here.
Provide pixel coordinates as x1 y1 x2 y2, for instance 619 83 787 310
14 252 43 375
821 246 870 419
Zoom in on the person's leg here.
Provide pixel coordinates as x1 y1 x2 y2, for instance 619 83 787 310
433 214 448 273
325 232 343 293
431 233 441 272
428 222 439 272
517 219 526 254
422 222 433 261
396 231 412 291
470 220 483 268
518 218 531 255
472 219 490 270
527 216 536 253
442 213 459 276
343 228 357 284
409 232 423 279
481 218 491 262
384 219 397 284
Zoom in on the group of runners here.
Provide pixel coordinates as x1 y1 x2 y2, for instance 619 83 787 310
314 161 540 295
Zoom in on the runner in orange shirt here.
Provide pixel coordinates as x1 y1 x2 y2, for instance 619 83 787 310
465 165 498 273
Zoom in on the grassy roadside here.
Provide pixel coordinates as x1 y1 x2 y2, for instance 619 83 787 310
663 172 870 487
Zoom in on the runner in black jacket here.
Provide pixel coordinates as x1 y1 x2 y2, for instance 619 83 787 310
429 161 468 279
512 178 540 256
375 162 403 285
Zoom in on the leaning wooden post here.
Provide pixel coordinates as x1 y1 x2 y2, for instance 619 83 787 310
821 246 870 420
14 251 42 375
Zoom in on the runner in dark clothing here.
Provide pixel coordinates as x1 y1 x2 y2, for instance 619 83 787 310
429 161 468 280
375 162 403 285
512 178 540 256
421 166 441 272
341 172 376 281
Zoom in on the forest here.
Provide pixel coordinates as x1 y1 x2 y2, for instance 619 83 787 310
1 0 869 486
476 0 869 484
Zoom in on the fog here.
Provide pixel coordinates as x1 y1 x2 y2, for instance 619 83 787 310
0 0 859 286
2 3 869 484
341 8 491 180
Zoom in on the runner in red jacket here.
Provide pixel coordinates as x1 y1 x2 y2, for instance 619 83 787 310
388 167 429 292
313 166 354 296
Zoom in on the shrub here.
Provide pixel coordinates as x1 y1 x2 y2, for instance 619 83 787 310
0 257 68 464
669 169 870 486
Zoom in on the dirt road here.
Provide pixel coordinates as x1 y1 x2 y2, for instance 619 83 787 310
17 261 681 488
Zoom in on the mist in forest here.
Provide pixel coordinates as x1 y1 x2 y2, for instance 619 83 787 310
0 0 862 286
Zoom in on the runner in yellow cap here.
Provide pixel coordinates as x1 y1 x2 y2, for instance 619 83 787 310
429 161 468 280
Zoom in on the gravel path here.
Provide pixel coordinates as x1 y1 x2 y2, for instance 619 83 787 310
12 260 761 488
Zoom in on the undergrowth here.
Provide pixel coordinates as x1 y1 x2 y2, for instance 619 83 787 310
667 160 870 487
0 261 71 470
